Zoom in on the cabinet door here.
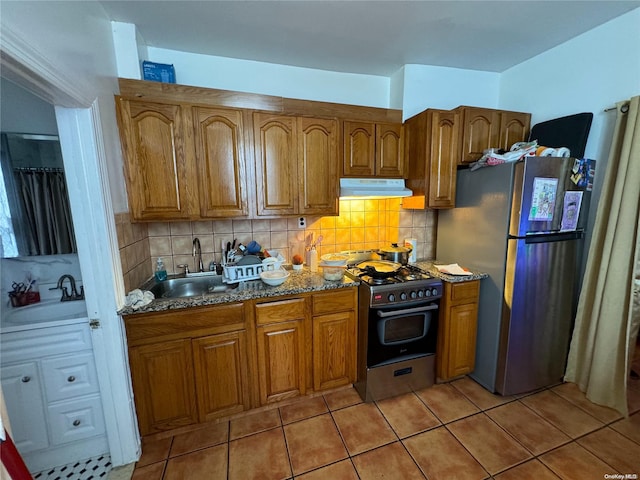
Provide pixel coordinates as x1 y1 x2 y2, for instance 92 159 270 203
446 303 479 378
343 121 375 177
312 311 356 391
128 339 197 435
460 108 500 164
192 331 250 422
116 99 193 220
194 107 248 217
256 320 306 404
428 110 460 208
253 113 298 216
376 123 405 177
499 111 531 151
298 117 339 215
1 362 49 453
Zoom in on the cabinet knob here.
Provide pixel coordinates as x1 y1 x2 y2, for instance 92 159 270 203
73 420 81 427
67 375 76 383
21 376 31 383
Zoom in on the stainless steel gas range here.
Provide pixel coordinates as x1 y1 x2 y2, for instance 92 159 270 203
347 261 443 402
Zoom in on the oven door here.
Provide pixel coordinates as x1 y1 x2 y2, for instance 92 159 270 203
367 302 438 367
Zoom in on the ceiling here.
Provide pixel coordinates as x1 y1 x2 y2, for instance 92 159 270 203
99 1 640 76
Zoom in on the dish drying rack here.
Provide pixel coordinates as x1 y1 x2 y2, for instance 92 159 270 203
221 254 285 283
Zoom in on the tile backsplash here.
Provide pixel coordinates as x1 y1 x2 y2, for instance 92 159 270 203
115 199 436 292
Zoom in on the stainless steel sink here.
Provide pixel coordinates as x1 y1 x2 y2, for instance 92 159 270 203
150 276 238 299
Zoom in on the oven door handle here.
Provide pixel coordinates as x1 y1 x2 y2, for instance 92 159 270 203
376 304 438 318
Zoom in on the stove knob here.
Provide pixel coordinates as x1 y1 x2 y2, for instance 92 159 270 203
418 290 425 298
400 292 407 301
431 288 439 296
410 291 418 299
388 294 396 302
425 289 431 296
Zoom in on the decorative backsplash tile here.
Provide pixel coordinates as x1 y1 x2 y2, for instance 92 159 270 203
114 200 437 290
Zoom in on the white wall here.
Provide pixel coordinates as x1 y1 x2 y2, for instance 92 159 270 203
401 64 500 120
146 47 391 107
500 8 640 163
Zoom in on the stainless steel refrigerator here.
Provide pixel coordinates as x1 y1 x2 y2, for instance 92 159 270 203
437 156 595 395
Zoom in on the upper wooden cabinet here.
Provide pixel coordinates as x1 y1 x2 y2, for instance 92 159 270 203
116 98 249 221
403 109 461 210
193 107 248 217
116 99 194 221
343 121 404 178
253 113 339 217
458 107 530 164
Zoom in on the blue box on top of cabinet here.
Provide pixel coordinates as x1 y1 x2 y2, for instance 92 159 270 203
142 61 176 83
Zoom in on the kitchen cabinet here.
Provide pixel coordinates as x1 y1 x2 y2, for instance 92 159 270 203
458 107 530 165
253 113 339 216
116 98 194 220
255 298 308 404
124 302 249 435
193 106 249 217
0 322 108 473
343 121 404 178
403 109 460 209
437 280 480 381
311 288 357 391
116 98 250 220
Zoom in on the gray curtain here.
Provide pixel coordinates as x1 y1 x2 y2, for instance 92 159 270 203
16 169 76 255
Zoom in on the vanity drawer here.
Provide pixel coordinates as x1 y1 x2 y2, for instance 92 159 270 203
48 395 106 445
42 352 100 402
1 323 92 364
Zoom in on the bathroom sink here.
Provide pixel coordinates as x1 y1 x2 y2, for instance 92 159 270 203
3 299 88 324
150 276 238 299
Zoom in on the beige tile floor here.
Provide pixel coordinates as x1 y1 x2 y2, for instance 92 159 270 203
130 363 640 480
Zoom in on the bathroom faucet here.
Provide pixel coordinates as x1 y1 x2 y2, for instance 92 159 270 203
50 274 84 301
193 237 204 272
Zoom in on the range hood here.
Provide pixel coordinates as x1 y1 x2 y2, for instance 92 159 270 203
339 178 413 199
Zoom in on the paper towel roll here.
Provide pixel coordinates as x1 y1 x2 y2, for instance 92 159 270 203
404 238 417 263
555 147 571 157
539 147 557 157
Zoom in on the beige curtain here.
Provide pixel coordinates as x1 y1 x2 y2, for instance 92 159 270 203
565 96 640 416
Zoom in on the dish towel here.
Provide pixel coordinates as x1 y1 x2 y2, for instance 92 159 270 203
125 289 155 309
434 263 473 276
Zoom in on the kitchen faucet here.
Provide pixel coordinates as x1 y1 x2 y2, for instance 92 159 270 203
50 274 85 301
193 237 204 272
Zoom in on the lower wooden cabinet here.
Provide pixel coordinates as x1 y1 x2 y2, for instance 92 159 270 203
125 287 358 434
128 339 198 435
437 280 480 381
193 331 250 422
312 289 357 391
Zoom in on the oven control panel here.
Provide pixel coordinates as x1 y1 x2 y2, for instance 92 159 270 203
368 282 443 306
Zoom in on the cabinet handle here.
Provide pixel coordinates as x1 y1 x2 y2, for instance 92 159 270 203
21 376 31 383
73 420 81 427
67 375 76 383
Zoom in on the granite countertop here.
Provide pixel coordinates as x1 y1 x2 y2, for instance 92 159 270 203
118 259 488 316
416 260 488 283
118 268 359 316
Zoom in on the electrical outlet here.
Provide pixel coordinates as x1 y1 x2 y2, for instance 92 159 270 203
298 217 306 229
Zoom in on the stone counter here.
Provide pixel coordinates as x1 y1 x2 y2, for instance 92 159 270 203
118 268 359 316
415 260 488 283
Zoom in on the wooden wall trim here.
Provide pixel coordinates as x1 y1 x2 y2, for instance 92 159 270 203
118 78 402 123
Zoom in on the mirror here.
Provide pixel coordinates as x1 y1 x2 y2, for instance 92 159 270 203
0 132 76 257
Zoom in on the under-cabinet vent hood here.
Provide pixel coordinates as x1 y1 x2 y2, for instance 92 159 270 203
339 178 413 199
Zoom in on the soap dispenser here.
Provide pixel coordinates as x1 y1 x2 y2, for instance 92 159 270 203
155 257 167 281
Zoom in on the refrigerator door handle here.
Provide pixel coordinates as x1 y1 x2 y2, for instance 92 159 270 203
511 231 584 244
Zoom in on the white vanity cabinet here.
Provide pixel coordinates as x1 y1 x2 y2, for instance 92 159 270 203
0 321 108 473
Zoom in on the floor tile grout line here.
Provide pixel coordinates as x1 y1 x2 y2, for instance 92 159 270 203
546 386 615 425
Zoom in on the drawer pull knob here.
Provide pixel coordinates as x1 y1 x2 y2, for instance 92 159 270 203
21 376 31 383
73 420 81 427
67 376 76 383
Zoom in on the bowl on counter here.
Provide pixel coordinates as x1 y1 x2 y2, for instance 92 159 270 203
319 264 346 281
259 268 290 286
320 253 349 266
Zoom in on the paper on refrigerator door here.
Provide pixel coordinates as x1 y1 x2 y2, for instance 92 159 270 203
528 177 558 222
560 191 583 231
